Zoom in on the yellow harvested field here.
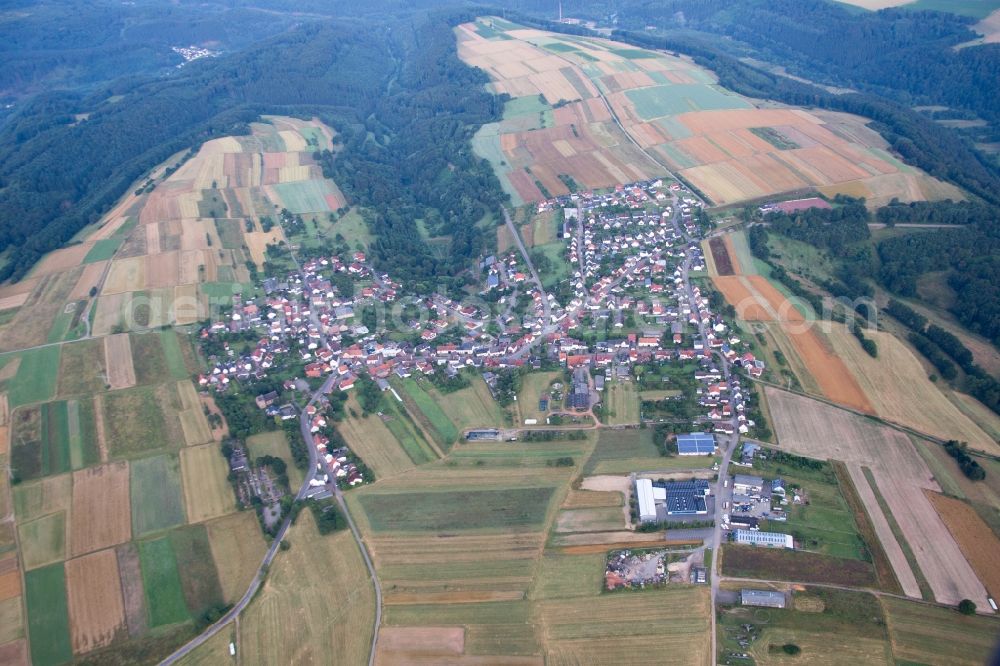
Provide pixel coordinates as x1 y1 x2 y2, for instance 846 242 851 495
91 292 129 337
336 395 415 479
68 261 109 301
103 334 136 390
102 257 146 295
180 443 236 523
538 588 711 664
827 326 997 452
766 387 990 607
206 511 267 604
70 462 131 557
174 284 200 325
29 243 93 278
177 381 213 446
244 229 286 267
239 514 375 664
65 549 126 655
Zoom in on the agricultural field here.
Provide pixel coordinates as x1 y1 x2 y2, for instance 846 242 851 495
431 377 507 431
24 563 73 666
600 380 641 425
18 511 66 570
131 454 187 536
357 487 555 533
457 19 958 207
925 491 1000 598
398 378 460 450
102 384 184 458
56 339 107 397
205 511 267 605
169 525 225 619
721 545 877 587
881 596 1000 665
179 444 236 523
0 118 341 334
238 512 375 665
585 428 709 475
65 549 127 655
766 387 990 607
9 400 98 481
827 325 998 452
7 346 60 408
710 233 874 412
538 588 711 664
138 537 191 627
334 395 417 479
70 461 132 556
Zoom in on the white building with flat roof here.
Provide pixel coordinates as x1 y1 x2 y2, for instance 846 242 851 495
733 529 793 549
636 478 657 523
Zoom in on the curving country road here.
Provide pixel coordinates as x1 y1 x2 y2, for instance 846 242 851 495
161 247 382 665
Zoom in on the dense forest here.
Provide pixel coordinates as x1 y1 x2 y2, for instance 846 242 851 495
0 8 507 285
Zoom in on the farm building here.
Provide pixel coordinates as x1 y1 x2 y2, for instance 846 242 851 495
676 432 716 456
733 474 764 495
741 589 787 609
733 529 793 549
466 429 500 441
658 480 710 516
636 478 657 523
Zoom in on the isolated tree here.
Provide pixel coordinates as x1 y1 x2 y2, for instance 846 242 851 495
958 599 977 615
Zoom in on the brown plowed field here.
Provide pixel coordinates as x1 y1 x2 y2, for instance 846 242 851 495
385 590 524 605
376 626 465 664
68 261 109 301
784 326 873 413
70 462 131 556
0 569 20 601
66 549 127 654
925 491 1000 598
713 277 769 320
708 237 734 276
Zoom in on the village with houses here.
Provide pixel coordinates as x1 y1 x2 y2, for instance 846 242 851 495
192 179 775 530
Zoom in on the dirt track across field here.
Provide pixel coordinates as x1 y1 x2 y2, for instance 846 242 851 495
767 387 989 607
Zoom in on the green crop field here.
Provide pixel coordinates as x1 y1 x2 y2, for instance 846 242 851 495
608 47 657 59
139 536 191 627
159 329 189 379
379 398 436 465
83 237 123 264
131 332 171 385
400 379 459 449
131 454 186 536
626 84 750 120
602 381 640 425
170 525 225 618
213 219 244 250
67 398 100 469
57 338 107 397
502 94 551 119
24 563 73 666
530 552 606 599
585 429 710 475
18 511 66 570
358 486 556 532
103 384 181 458
433 378 506 431
9 346 60 407
41 400 71 473
272 179 340 214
